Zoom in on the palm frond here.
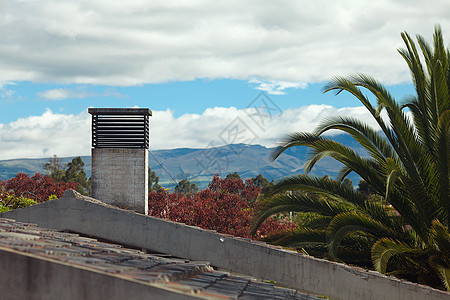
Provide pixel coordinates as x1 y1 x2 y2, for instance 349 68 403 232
434 110 450 225
328 212 401 257
251 193 350 236
262 174 366 207
384 158 402 204
315 116 397 164
435 266 450 291
264 228 328 249
430 219 450 258
323 76 376 115
271 132 320 161
363 201 406 235
306 145 386 194
335 165 352 182
371 238 420 274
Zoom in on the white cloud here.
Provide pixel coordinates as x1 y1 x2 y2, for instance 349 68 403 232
0 105 384 159
0 82 17 99
248 80 306 95
38 87 125 100
0 1 448 86
0 109 91 159
38 88 94 100
38 88 126 101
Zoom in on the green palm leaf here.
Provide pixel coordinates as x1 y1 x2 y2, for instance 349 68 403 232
251 193 350 236
264 228 328 249
315 116 397 164
328 212 403 257
371 238 421 274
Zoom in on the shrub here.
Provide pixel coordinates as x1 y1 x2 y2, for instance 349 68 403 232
0 193 37 212
0 172 78 203
148 175 295 239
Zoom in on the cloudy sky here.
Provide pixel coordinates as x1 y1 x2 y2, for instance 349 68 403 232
0 0 449 159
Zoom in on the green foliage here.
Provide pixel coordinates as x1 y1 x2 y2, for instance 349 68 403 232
42 155 65 182
295 211 330 229
42 155 90 195
48 194 58 201
64 156 90 195
252 26 450 290
174 178 198 195
225 172 241 180
148 167 163 191
357 179 377 198
342 178 353 189
0 193 37 212
252 174 269 187
249 174 274 203
251 174 274 191
0 205 10 213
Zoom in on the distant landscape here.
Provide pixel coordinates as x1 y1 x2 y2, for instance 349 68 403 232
0 134 363 190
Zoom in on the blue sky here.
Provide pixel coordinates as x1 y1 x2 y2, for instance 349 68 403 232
1 80 416 123
0 1 448 159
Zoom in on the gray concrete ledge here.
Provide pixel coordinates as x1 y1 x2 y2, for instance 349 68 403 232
2 190 449 300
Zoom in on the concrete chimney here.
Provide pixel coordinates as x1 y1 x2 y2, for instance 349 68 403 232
88 108 152 214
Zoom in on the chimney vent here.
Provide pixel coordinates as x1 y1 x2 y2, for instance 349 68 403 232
88 108 152 214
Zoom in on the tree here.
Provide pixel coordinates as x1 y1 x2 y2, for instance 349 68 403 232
0 172 78 203
249 174 273 203
148 175 295 239
356 179 376 198
252 26 449 290
64 156 90 195
251 174 273 188
225 172 241 180
174 179 198 195
148 167 162 191
43 155 91 195
42 155 65 182
342 178 353 189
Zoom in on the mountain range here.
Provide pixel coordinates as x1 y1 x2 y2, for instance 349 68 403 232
0 134 363 189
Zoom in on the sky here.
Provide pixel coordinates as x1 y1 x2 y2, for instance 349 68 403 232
0 0 449 160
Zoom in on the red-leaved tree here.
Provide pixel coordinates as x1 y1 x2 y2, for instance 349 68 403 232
148 175 295 239
0 172 79 203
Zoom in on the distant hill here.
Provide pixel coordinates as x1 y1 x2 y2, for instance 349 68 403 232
0 134 364 189
0 156 92 182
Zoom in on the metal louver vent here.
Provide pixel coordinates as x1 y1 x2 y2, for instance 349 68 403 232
88 108 152 149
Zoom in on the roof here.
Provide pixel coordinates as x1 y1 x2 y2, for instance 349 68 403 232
0 217 322 299
2 190 448 300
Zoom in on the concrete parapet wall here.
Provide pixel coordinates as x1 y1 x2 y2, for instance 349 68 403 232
2 190 449 300
91 148 148 214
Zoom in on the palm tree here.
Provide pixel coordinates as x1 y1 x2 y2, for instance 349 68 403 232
251 26 449 290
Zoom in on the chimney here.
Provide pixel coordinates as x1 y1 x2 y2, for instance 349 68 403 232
88 108 152 214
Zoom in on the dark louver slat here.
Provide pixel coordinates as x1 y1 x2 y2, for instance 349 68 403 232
88 108 151 149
